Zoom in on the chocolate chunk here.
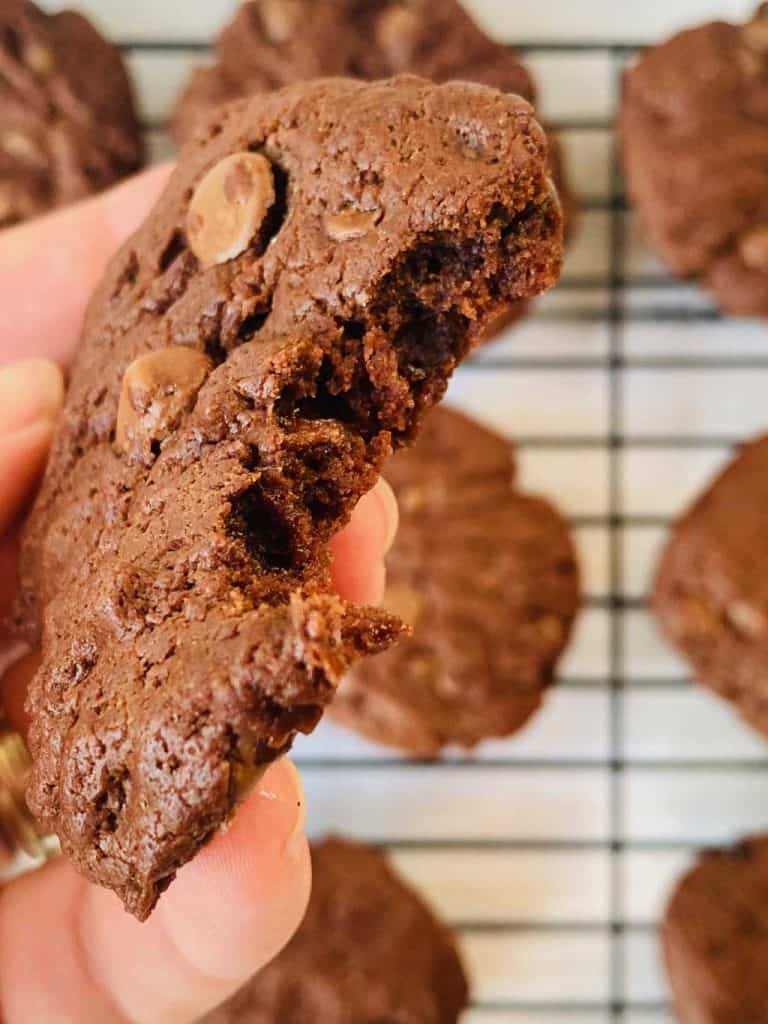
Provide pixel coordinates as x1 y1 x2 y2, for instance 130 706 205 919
654 435 768 739
0 0 143 227
200 837 469 1024
13 76 562 918
332 407 581 756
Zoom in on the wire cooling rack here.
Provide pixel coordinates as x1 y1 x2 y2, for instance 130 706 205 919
41 1 768 1020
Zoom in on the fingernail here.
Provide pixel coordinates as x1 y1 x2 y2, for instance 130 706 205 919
0 360 64 438
281 758 307 862
374 477 399 553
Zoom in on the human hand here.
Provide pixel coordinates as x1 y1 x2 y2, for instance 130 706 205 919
0 170 398 1024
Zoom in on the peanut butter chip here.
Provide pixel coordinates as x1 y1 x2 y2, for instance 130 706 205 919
260 0 304 43
740 225 768 270
384 585 423 627
24 42 54 75
186 152 275 269
376 5 423 69
1 130 43 165
116 347 212 455
726 601 767 637
325 208 382 242
744 15 768 52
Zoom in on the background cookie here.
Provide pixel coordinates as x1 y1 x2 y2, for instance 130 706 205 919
15 77 562 918
621 4 768 316
0 0 143 227
171 0 575 338
332 407 581 756
654 435 768 740
663 835 768 1023
200 836 469 1023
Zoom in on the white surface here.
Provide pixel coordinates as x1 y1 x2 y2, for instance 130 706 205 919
36 1 768 1020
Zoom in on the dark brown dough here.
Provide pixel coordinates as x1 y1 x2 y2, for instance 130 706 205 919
332 407 581 756
0 0 143 227
12 76 562 918
199 837 469 1023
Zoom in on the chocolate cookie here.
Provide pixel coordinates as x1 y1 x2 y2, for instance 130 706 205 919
12 77 562 918
663 835 768 1023
654 435 768 739
332 407 581 756
0 0 143 228
621 5 768 316
171 0 575 337
200 837 469 1023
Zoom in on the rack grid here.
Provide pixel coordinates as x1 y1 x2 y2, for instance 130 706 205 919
49 3 768 1019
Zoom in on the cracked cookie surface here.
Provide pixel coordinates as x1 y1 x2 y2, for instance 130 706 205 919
0 0 143 227
333 407 581 756
621 4 768 315
14 76 562 917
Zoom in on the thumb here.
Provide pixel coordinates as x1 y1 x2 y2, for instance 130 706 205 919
0 758 311 1023
0 359 64 535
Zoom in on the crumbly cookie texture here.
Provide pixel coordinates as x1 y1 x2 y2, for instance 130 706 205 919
664 836 768 1024
0 0 143 227
333 407 581 756
200 837 469 1023
14 76 562 918
171 0 575 339
621 3 768 315
654 435 768 738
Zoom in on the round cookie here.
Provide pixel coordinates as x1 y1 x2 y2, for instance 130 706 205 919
331 407 581 756
653 434 768 739
171 0 575 342
0 0 143 228
200 837 469 1023
663 836 768 1023
621 4 768 316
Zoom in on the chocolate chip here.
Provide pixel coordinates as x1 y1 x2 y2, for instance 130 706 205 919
116 347 212 456
24 41 54 75
740 225 768 270
186 152 276 269
0 130 44 166
324 208 382 242
376 5 423 70
745 11 768 51
726 601 767 637
260 0 304 43
383 585 423 627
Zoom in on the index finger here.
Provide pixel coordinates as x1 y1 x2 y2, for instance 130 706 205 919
0 164 172 369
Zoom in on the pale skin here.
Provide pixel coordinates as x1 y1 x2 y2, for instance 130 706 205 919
0 168 399 1024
